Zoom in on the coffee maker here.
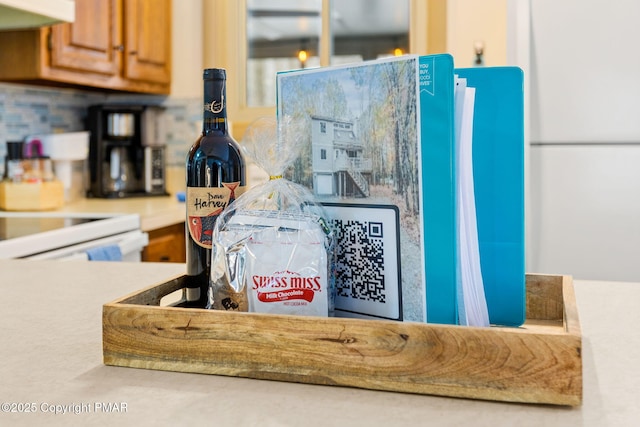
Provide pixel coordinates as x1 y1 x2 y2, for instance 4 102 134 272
87 105 167 198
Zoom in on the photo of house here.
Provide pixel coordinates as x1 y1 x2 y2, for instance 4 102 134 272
309 115 372 198
277 56 425 322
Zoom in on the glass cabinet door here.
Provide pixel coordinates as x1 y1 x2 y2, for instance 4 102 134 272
200 0 431 132
330 1 409 64
246 0 322 108
245 0 409 108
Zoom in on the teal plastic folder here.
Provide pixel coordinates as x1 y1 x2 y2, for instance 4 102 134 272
418 54 458 324
455 66 526 327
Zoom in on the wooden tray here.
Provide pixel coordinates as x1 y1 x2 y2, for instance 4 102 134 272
103 273 582 406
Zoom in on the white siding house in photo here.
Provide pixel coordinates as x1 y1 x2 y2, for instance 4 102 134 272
310 115 371 198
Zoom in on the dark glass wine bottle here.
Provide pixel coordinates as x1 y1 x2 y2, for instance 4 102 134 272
185 68 246 308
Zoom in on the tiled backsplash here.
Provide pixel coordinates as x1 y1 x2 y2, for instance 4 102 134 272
0 82 201 176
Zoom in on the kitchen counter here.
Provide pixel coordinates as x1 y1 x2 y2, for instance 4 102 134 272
57 195 185 232
55 166 186 232
1 260 638 426
45 164 268 233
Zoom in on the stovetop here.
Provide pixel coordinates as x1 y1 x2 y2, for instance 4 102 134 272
0 212 141 259
0 216 100 241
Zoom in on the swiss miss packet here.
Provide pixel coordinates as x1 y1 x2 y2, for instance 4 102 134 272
208 116 335 317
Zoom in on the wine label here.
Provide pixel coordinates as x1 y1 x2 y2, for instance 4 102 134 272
186 183 245 249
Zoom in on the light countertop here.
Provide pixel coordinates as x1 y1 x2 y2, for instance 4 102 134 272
57 195 185 232
29 165 267 232
50 164 267 232
0 260 639 426
55 166 186 232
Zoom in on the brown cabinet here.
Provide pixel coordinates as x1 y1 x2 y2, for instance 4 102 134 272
142 222 186 263
0 0 171 94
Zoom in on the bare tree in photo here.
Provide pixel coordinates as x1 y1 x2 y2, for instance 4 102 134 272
379 60 418 215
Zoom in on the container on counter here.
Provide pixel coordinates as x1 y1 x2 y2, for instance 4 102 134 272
26 131 89 202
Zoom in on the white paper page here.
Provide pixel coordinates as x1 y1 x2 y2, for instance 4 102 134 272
454 76 468 325
457 86 490 327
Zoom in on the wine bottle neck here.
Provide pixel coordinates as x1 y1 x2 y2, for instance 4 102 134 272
202 76 228 134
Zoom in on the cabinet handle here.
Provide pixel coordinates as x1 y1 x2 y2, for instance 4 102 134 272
113 45 124 52
129 51 138 55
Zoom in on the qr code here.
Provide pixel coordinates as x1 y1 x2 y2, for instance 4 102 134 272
332 219 386 303
322 203 401 320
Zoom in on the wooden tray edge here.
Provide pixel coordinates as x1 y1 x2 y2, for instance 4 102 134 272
102 273 582 406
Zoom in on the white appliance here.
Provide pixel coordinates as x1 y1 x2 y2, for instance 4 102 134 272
0 212 148 261
524 0 640 281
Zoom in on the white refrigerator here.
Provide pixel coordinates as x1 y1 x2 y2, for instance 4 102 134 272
526 0 640 281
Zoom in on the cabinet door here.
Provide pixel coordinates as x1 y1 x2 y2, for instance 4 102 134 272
123 0 171 84
142 223 186 263
50 0 121 76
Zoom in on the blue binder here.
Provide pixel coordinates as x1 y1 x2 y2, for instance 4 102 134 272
275 56 524 327
455 66 526 326
418 54 458 324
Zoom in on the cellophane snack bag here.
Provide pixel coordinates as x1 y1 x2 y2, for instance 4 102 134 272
208 116 335 317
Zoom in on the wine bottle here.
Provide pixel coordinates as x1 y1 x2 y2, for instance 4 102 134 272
185 68 246 307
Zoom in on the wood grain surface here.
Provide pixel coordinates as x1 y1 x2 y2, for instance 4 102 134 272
103 274 582 406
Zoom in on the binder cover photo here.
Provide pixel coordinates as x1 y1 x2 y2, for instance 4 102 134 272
276 54 457 324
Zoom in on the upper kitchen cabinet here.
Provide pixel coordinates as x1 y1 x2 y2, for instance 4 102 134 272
49 0 121 78
0 0 172 95
123 0 171 86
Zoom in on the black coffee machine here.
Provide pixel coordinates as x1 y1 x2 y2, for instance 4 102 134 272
87 105 167 198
